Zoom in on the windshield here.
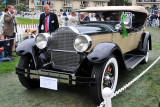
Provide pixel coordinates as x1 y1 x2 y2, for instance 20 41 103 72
78 11 122 30
79 11 122 22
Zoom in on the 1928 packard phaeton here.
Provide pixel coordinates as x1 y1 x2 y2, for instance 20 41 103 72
16 6 151 105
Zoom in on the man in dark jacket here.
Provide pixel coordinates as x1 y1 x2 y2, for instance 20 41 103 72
152 12 157 27
38 5 59 34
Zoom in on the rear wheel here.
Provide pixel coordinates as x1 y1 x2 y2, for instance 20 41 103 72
90 55 118 105
17 55 40 89
142 41 149 64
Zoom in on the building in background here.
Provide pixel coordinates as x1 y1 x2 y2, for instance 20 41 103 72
132 0 160 13
29 0 110 12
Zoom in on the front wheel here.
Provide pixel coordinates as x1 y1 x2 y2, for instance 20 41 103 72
90 55 118 105
17 55 40 89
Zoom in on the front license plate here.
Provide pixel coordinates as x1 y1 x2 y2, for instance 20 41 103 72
40 76 58 90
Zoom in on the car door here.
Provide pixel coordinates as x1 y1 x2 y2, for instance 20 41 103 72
112 30 142 53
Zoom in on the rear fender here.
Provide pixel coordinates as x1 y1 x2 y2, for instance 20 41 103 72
143 31 152 50
139 31 152 54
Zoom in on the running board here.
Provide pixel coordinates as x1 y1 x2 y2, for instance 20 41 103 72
125 55 146 70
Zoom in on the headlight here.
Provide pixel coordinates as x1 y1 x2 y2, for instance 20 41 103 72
73 35 92 52
35 33 50 49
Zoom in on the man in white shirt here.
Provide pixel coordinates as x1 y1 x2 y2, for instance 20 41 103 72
0 9 8 35
68 12 78 26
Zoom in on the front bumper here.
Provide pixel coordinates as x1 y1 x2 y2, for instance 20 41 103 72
16 67 95 86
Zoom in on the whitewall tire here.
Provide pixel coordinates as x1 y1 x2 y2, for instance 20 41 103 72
142 41 149 64
90 55 118 105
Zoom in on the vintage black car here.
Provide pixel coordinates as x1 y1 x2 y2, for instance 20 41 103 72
16 6 151 105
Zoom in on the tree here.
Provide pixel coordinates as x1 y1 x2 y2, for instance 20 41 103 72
109 0 131 6
0 0 27 6
0 0 28 12
123 0 132 6
15 3 26 13
0 5 5 12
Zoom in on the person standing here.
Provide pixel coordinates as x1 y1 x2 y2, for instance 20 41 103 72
57 13 62 27
158 13 160 28
0 8 8 35
147 13 152 26
42 0 45 5
61 12 69 27
3 5 17 57
152 12 157 27
47 0 51 5
39 5 59 34
83 12 90 21
68 12 78 26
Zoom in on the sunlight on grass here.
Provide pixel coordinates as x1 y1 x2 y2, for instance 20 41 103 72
17 17 39 24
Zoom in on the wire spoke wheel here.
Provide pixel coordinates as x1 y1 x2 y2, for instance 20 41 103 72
90 55 118 105
103 64 115 89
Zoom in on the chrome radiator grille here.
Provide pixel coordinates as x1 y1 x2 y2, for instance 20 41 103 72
51 27 79 71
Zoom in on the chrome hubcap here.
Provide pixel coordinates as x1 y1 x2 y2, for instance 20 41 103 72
103 64 115 89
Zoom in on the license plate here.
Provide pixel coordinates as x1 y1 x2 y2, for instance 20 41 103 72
40 76 58 90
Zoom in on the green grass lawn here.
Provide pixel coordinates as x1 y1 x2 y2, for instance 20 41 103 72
0 17 39 24
0 52 20 74
17 17 39 24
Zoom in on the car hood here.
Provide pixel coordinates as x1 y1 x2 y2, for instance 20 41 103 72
72 23 114 35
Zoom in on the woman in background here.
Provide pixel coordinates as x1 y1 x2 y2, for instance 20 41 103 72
0 9 8 36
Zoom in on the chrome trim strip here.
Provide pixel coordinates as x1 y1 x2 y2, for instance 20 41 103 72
50 49 77 53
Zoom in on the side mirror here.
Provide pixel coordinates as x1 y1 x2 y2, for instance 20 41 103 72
120 12 132 29
123 17 130 25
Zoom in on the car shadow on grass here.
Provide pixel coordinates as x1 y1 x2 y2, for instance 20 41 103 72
22 83 96 107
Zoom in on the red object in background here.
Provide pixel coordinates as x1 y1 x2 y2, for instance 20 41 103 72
0 48 1 52
45 17 48 32
80 14 85 20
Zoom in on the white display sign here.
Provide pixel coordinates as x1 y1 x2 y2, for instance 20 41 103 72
40 76 58 90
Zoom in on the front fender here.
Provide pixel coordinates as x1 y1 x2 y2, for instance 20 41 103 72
16 38 37 68
16 38 36 55
87 42 122 63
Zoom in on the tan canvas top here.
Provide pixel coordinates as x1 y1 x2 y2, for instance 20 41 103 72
76 6 148 14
